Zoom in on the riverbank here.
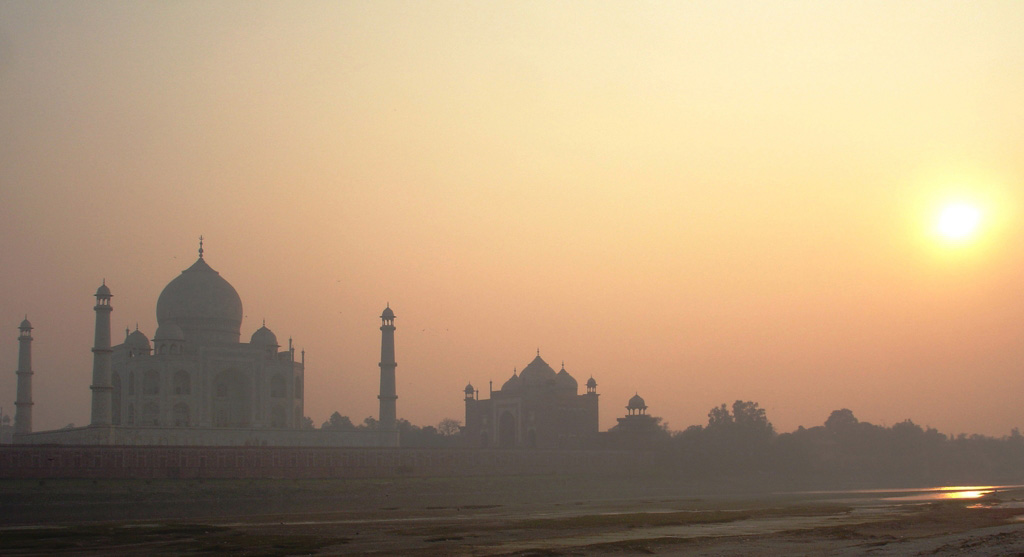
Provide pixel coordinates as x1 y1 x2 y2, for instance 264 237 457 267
1 478 1022 555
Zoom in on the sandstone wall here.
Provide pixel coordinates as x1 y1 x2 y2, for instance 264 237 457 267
13 426 381 447
0 445 654 479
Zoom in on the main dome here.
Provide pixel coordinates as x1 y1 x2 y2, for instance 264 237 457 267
519 354 557 387
156 257 243 345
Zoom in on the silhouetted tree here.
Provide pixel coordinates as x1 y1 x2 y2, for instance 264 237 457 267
321 412 355 431
673 400 776 478
731 400 774 438
824 408 858 431
671 404 1024 489
707 404 732 429
437 418 462 437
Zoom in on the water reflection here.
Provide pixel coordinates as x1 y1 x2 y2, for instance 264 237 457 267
885 485 998 502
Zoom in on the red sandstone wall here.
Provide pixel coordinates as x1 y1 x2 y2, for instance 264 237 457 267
0 446 654 479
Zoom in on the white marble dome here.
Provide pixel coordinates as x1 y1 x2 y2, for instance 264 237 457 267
250 324 278 347
125 328 151 353
156 257 243 345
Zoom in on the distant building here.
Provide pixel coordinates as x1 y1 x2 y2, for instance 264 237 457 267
13 240 397 447
606 393 669 448
462 352 599 448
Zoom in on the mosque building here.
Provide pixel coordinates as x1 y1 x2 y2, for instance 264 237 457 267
12 241 398 447
462 352 600 449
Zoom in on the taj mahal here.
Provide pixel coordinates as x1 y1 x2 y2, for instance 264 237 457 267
11 240 399 447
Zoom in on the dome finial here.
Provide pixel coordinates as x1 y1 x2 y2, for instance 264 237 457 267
198 235 204 259
537 347 540 357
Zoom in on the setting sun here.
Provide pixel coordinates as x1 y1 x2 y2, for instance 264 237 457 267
936 203 982 242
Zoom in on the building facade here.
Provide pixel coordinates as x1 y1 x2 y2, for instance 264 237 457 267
110 249 305 433
13 241 394 448
463 352 599 449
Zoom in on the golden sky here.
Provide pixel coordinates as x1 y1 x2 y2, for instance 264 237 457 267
2 2 1023 435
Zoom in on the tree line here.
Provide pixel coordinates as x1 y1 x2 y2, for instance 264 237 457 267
669 401 1024 488
312 412 462 448
308 402 1024 488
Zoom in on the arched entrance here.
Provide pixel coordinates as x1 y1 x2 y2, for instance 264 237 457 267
498 411 517 448
111 373 122 425
173 403 190 426
270 406 286 428
213 369 252 427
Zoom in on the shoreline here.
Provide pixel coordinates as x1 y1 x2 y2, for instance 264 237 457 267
2 478 1023 555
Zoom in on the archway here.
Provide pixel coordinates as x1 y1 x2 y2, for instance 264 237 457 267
172 403 190 426
111 373 122 425
143 370 160 395
270 406 286 428
270 375 286 398
498 411 516 448
213 369 252 427
173 370 191 395
142 402 159 426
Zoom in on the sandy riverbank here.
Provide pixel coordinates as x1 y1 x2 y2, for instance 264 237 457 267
1 478 1022 555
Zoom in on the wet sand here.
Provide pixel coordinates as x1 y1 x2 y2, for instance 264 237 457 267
2 478 1023 555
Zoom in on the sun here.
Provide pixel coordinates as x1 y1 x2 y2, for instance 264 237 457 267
936 202 982 242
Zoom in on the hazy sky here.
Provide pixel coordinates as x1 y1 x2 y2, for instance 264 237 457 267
2 2 1023 436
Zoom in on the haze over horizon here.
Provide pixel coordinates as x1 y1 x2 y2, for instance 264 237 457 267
2 2 1023 437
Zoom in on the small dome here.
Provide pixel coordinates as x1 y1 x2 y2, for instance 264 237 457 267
250 324 278 347
126 328 151 352
586 376 597 389
628 393 647 410
96 282 112 298
555 364 578 393
18 317 32 330
381 305 395 319
501 370 521 392
154 323 185 341
464 383 475 394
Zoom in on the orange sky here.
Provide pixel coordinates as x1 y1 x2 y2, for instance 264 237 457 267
2 2 1023 436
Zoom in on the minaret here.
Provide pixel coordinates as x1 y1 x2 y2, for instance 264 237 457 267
377 304 398 445
90 281 114 427
14 317 34 437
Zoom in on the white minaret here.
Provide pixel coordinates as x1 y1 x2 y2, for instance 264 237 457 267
378 304 398 446
14 317 34 437
89 281 113 427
